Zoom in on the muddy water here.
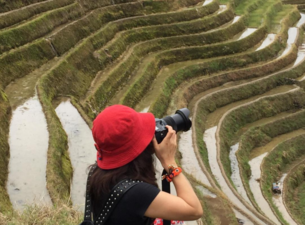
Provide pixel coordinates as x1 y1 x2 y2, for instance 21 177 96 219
236 28 257 41
272 174 297 225
55 100 96 211
204 127 264 224
229 143 252 205
296 43 305 81
202 0 213 6
255 34 276 51
7 93 52 210
296 13 305 28
248 153 280 224
233 210 254 225
218 5 227 14
233 209 254 225
178 129 211 186
195 185 216 198
293 44 305 67
140 106 150 113
280 27 298 57
232 16 241 24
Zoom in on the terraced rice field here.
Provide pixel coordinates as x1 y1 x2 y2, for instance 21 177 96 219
1 0 305 224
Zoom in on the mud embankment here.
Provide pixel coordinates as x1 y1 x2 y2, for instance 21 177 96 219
55 100 95 211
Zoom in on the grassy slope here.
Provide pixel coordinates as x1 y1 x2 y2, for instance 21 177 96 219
37 0 203 205
0 90 12 213
285 163 305 224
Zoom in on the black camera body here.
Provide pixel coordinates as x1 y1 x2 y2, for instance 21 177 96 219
155 108 192 143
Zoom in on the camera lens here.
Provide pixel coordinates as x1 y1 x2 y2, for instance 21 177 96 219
162 108 192 132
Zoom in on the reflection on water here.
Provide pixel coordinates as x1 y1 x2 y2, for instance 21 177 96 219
232 16 241 24
256 34 276 51
237 28 257 40
203 0 213 6
141 106 150 113
7 94 52 210
230 143 252 205
179 130 211 186
248 153 280 224
293 44 305 66
296 13 305 28
272 174 297 225
233 210 254 225
195 185 216 198
280 27 298 57
218 5 226 14
204 127 264 224
55 100 96 211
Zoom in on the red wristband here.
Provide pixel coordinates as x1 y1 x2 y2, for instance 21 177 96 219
162 166 182 182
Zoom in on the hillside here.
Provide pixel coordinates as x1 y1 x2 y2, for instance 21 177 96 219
1 0 305 224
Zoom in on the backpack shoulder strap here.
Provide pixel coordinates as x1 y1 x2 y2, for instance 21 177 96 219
80 164 140 225
81 164 97 224
95 179 140 225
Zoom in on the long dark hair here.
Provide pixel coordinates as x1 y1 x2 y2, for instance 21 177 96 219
89 142 158 212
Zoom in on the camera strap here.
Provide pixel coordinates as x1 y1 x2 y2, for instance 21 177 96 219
162 169 171 225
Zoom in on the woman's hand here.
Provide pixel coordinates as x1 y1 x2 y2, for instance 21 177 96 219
152 125 177 172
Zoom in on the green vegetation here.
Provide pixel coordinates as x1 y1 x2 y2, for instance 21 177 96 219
237 108 305 212
0 89 12 213
189 44 297 185
261 134 305 225
235 0 264 16
2 0 305 222
88 7 236 116
36 0 207 205
0 204 82 225
50 0 218 55
247 0 282 28
0 0 48 13
0 39 56 89
285 163 305 225
0 2 83 54
0 0 202 91
220 89 305 174
0 0 74 29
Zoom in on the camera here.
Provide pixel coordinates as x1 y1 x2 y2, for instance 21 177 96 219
155 108 192 143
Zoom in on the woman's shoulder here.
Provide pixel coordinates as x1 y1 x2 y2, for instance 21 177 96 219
122 181 160 201
129 181 160 194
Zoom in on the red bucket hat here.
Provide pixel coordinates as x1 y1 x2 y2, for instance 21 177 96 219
92 105 155 169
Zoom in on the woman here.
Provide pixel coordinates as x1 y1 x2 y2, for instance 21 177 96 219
89 105 203 225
